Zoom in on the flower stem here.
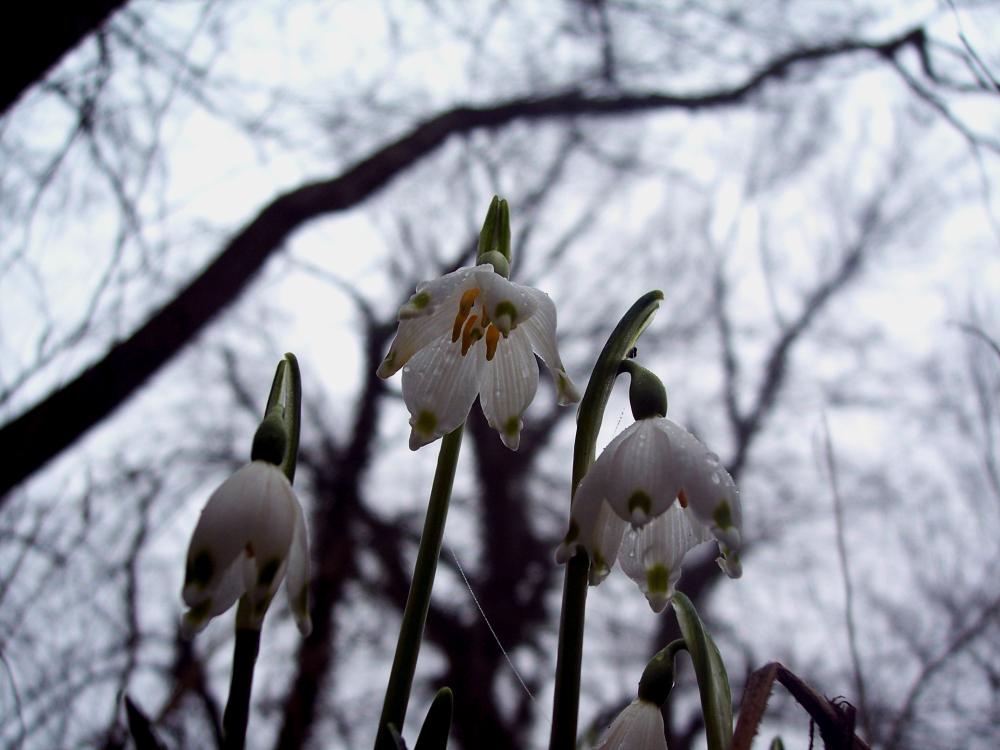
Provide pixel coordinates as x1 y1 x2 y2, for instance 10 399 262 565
375 425 464 750
549 291 664 750
221 352 302 750
222 616 261 750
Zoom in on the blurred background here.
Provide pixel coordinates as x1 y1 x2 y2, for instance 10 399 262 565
1 1 999 748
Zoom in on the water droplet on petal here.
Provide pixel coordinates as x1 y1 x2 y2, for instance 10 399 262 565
711 472 720 484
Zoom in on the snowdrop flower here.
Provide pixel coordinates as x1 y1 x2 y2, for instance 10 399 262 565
181 460 311 636
595 698 666 750
377 262 579 450
555 416 741 612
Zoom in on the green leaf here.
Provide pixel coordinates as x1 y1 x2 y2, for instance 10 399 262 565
414 687 453 750
671 592 733 750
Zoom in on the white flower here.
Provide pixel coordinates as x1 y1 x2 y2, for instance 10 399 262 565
181 461 311 636
377 263 580 450
595 699 666 750
555 417 742 612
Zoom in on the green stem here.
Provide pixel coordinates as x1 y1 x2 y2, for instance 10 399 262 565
375 426 464 750
222 618 261 750
549 291 664 750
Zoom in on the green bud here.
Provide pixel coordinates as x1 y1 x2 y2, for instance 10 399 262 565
476 195 512 269
618 360 668 419
251 413 287 466
637 639 686 707
478 250 510 278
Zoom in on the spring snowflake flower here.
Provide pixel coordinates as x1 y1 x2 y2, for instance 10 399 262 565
555 416 742 612
181 461 311 636
595 698 666 750
377 263 580 450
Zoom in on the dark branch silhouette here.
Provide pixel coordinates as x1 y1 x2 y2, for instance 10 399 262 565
0 25 936 498
1 1 128 116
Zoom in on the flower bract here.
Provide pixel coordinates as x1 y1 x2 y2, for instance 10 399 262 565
181 460 311 636
555 416 742 612
377 263 580 450
595 698 667 750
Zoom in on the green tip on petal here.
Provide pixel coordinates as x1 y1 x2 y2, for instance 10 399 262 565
555 370 581 406
628 490 652 523
185 550 214 591
399 290 432 318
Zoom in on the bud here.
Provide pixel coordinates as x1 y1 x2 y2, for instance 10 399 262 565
476 195 512 274
619 360 668 420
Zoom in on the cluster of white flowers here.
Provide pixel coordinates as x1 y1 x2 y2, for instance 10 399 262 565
178 256 743 750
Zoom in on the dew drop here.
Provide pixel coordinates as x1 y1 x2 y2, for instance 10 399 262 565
711 472 720 484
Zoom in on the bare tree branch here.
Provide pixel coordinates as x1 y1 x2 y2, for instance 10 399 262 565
0 23 938 497
0 1 129 116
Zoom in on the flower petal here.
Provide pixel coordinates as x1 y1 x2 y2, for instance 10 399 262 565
244 466 298 602
605 420 681 526
657 420 742 550
555 457 610 565
475 270 539 335
587 501 627 585
285 501 312 636
620 504 711 612
518 286 580 405
398 265 484 319
401 335 486 449
596 699 667 750
479 329 539 450
183 463 267 605
181 555 254 637
378 266 490 377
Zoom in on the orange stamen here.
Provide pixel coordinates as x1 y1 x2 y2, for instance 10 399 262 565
677 489 689 509
485 324 500 361
461 314 481 355
459 287 480 311
451 288 481 342
452 311 468 342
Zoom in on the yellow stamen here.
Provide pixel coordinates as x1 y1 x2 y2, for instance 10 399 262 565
459 287 480 311
461 314 481 355
451 288 481 342
485 324 500 361
677 488 689 509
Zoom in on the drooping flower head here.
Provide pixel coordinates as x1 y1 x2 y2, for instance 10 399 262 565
556 415 742 612
181 460 311 636
377 261 579 450
594 698 667 750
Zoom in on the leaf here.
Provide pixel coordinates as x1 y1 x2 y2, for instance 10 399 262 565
414 687 453 750
670 592 733 750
